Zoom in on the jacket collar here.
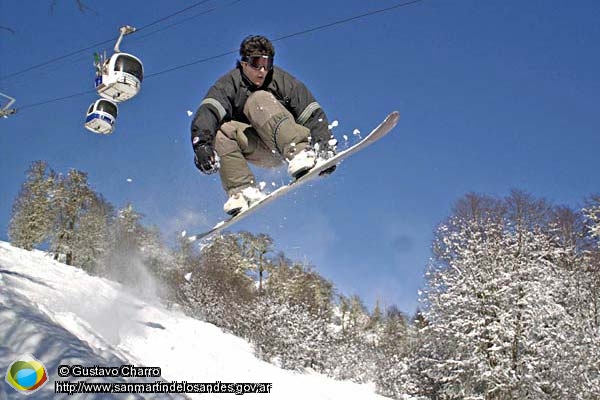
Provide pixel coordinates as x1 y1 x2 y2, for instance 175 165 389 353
238 64 273 91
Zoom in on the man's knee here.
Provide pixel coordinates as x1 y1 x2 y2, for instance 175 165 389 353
245 90 276 111
244 90 289 127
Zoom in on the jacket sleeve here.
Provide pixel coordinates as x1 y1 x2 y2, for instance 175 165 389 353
190 74 234 147
282 71 332 144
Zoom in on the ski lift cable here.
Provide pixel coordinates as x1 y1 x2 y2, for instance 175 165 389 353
272 0 424 42
132 0 243 43
0 38 117 82
134 0 213 34
1 1 242 91
18 89 95 111
0 0 215 81
16 0 425 112
147 0 425 79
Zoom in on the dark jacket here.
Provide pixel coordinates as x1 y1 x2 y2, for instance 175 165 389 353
191 65 330 148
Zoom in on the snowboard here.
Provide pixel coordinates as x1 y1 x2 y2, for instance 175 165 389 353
188 111 400 241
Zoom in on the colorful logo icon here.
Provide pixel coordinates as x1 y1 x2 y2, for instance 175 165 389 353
5 353 49 395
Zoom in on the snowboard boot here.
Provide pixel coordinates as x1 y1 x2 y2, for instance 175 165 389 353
287 149 317 179
223 186 266 216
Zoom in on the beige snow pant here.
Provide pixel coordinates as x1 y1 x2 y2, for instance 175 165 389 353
214 90 311 196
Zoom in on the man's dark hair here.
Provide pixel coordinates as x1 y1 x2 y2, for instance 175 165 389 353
239 35 275 58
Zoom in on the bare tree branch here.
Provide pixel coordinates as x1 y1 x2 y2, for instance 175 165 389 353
50 0 99 15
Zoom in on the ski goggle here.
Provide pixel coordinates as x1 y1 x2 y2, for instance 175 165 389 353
241 55 273 71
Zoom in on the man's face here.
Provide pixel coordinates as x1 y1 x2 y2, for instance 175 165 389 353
241 55 273 87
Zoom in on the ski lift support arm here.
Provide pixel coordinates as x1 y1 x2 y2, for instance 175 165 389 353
114 25 136 53
0 92 16 118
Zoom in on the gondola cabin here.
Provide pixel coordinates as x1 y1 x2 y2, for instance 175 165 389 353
95 52 143 102
84 99 118 134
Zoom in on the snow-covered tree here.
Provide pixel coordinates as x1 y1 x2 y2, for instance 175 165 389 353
337 294 370 336
68 192 113 273
579 195 600 377
252 296 332 372
101 204 155 287
180 234 257 336
372 306 413 398
584 195 600 244
267 260 334 318
49 169 96 265
326 325 376 383
413 192 600 399
237 231 275 294
8 161 55 249
319 296 376 383
369 299 384 331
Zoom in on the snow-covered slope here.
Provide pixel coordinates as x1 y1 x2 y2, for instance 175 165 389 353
0 241 389 399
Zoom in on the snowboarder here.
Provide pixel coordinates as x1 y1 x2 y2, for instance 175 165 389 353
191 35 337 216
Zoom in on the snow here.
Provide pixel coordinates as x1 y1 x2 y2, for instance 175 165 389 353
0 241 390 399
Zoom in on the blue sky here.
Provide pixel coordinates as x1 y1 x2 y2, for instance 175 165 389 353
1 0 599 314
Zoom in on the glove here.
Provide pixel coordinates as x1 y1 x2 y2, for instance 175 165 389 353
194 144 220 174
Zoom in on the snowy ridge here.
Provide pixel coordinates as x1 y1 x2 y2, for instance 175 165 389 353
0 241 392 399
